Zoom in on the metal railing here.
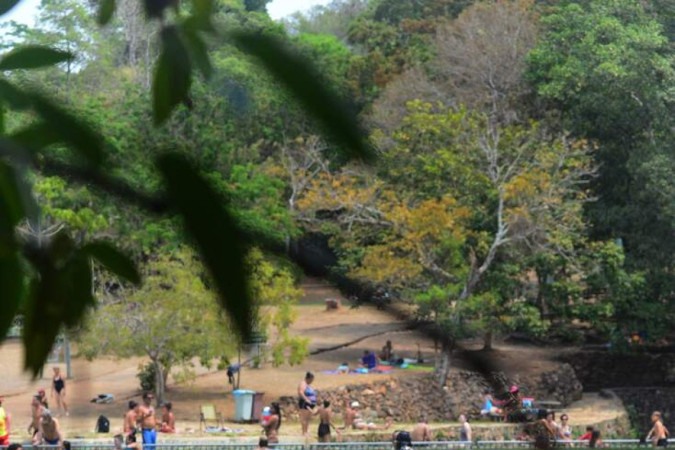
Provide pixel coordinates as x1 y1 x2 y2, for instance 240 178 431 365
0 440 647 450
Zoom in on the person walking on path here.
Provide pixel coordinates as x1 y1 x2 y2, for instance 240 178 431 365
459 415 472 442
298 372 317 436
51 367 69 416
647 411 669 447
138 393 157 450
0 397 11 448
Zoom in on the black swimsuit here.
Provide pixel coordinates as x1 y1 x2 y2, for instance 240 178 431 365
318 422 331 438
53 376 65 394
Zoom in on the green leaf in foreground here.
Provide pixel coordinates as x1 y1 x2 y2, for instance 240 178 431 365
82 241 141 285
0 46 73 71
232 32 375 163
98 0 116 25
153 25 192 125
157 153 252 339
0 254 23 341
0 0 21 16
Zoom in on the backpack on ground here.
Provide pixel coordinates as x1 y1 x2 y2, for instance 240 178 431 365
95 415 110 433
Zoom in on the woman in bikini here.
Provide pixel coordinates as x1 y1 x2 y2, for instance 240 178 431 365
261 402 281 444
51 367 68 416
298 372 317 436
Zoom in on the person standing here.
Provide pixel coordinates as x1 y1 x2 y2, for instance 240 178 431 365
51 367 69 416
124 401 140 436
261 402 281 444
37 389 49 409
647 411 669 447
298 372 317 436
558 414 572 441
138 393 157 449
459 415 472 442
37 409 62 447
28 395 45 437
411 416 432 442
0 397 11 447
318 400 339 442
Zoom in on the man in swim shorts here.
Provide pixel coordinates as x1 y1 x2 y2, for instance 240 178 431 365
38 409 62 447
138 393 157 449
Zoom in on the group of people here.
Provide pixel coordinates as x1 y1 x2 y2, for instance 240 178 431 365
0 367 70 448
121 392 176 449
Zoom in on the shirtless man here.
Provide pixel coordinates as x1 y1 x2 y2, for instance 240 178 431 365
124 401 140 437
28 395 45 437
37 409 62 447
411 416 432 442
138 393 157 449
318 401 339 442
647 411 669 447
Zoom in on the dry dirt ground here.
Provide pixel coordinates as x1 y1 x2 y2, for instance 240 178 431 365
0 278 624 441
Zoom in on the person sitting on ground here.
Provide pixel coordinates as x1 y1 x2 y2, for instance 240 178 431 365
380 341 394 362
159 402 175 433
36 409 62 447
647 411 669 448
350 402 393 430
589 430 603 448
360 350 378 370
459 414 472 442
343 401 358 429
337 362 350 374
318 400 340 442
411 415 432 442
257 437 269 450
480 391 502 417
503 386 522 420
579 426 594 441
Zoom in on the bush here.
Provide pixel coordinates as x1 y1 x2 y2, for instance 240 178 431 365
137 362 156 392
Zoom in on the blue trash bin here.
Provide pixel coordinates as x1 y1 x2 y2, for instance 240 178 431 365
232 389 256 422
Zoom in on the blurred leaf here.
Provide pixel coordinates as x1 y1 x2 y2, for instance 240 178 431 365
143 0 178 19
189 0 214 31
82 241 141 285
0 78 32 109
10 122 60 151
0 160 25 232
0 46 73 71
157 153 252 339
0 0 21 16
232 32 375 163
153 25 192 125
182 20 212 79
22 232 96 375
98 0 116 25
0 254 23 340
29 92 105 165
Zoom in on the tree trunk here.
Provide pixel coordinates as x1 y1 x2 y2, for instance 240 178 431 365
483 330 494 351
152 358 165 406
435 339 453 388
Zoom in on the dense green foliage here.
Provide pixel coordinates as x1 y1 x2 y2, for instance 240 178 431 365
0 0 673 381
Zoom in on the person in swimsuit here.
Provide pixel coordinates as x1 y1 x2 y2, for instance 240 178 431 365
298 372 317 436
0 397 11 448
28 395 45 437
51 367 69 416
411 416 432 442
261 402 281 444
350 402 393 430
159 402 175 433
124 401 140 437
37 409 62 447
318 400 339 442
37 389 49 409
648 411 669 447
558 414 572 441
459 415 472 442
138 393 157 450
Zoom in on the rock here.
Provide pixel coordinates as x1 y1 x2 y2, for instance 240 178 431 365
325 298 341 310
362 389 375 396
